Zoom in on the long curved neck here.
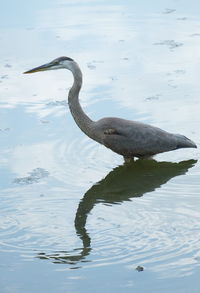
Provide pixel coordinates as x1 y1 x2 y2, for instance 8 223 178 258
68 62 95 140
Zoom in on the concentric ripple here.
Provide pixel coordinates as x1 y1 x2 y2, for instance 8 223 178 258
3 158 198 278
44 136 120 187
1 122 199 279
73 172 200 278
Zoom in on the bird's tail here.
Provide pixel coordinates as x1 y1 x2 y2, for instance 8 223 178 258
176 134 197 149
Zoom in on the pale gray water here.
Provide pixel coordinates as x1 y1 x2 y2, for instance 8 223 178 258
1 0 200 292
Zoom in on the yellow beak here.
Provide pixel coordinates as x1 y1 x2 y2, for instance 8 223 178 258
23 62 53 74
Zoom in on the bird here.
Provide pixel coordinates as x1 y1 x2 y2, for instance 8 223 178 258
24 56 197 162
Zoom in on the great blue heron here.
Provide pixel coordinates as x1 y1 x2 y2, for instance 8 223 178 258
24 56 197 162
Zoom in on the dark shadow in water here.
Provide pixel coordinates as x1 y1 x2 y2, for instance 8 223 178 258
36 159 197 267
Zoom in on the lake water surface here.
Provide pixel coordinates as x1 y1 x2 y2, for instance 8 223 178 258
1 0 200 292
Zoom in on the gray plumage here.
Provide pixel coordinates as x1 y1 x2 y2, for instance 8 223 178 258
24 56 197 162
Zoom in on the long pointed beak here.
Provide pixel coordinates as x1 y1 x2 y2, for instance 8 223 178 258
23 62 53 74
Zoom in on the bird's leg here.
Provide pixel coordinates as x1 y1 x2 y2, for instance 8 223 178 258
123 156 134 163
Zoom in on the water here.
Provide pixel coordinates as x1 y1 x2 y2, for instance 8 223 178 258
1 0 200 292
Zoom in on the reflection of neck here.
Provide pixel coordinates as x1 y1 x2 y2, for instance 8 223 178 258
74 159 196 250
75 197 92 248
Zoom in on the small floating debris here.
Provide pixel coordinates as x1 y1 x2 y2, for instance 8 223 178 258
174 69 185 74
167 79 178 88
166 69 186 76
194 256 200 262
110 76 118 81
87 63 96 70
154 40 183 50
40 119 50 124
162 8 176 14
46 100 67 107
4 64 12 68
145 94 161 101
190 33 200 37
135 266 144 272
177 17 187 21
0 128 10 132
13 168 49 185
1 75 8 79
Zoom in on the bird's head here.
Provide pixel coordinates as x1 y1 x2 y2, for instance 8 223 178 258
24 56 75 74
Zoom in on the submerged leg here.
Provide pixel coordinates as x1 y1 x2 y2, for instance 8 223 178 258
123 156 134 163
139 155 155 160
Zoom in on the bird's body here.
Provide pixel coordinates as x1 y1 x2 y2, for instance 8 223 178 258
94 117 195 159
24 56 197 162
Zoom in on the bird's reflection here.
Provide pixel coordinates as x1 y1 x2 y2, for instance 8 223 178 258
36 159 197 266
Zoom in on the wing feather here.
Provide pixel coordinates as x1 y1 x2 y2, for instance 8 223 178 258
97 117 178 157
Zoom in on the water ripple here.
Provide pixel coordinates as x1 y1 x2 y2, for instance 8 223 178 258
83 193 200 277
48 136 120 187
28 160 200 278
13 168 49 185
